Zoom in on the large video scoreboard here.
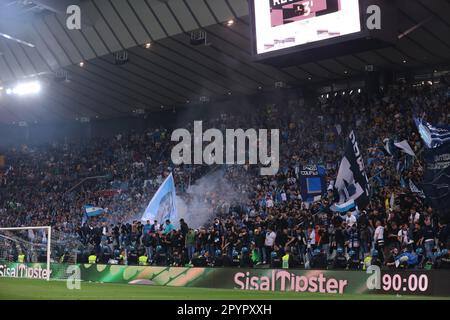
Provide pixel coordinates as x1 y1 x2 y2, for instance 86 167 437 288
250 0 397 66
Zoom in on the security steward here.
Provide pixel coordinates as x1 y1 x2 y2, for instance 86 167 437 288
127 246 138 265
281 246 293 269
332 248 347 269
231 250 241 267
211 249 224 267
370 250 382 267
17 252 25 263
363 249 382 270
119 250 126 265
88 252 97 264
154 245 168 266
347 250 361 270
221 252 233 267
270 251 282 268
138 253 148 266
310 248 327 269
240 247 253 268
59 250 70 263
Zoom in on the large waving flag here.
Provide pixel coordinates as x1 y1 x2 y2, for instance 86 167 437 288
141 173 177 223
332 131 370 213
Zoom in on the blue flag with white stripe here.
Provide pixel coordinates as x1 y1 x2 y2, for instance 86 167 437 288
83 205 105 217
331 199 356 213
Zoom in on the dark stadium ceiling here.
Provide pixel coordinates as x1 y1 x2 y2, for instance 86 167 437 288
0 0 449 123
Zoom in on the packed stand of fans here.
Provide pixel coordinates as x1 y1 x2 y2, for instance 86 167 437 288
0 79 450 271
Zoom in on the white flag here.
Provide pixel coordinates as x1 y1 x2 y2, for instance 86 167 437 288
394 140 415 157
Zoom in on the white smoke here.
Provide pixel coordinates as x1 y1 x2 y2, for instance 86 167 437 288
176 168 244 229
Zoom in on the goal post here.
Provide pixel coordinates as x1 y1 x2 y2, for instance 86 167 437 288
0 226 51 281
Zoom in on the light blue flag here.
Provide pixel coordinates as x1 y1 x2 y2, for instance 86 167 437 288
141 173 177 223
330 199 356 213
83 205 105 217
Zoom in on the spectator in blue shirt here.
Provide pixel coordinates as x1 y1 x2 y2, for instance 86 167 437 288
143 220 152 235
163 219 175 235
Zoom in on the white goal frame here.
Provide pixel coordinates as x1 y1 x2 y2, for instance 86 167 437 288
0 226 51 281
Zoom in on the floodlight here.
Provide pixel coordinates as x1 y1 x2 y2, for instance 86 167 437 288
12 81 41 95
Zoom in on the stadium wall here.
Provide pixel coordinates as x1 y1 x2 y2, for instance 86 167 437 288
1 263 449 297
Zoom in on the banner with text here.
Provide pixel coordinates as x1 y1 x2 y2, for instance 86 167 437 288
1 263 449 297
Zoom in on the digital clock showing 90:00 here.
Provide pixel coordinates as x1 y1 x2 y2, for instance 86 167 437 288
367 267 450 296
380 273 429 293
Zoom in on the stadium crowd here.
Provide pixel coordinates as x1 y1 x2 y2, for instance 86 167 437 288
1 78 450 271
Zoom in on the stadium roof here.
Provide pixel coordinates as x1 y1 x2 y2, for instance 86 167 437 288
0 0 449 123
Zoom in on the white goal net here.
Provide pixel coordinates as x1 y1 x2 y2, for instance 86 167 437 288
0 226 51 280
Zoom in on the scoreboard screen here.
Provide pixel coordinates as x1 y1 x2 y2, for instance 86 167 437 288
253 0 362 55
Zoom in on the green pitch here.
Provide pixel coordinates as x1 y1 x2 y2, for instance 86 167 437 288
0 278 446 300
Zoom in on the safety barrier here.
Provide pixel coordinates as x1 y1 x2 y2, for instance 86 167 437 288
1 262 449 297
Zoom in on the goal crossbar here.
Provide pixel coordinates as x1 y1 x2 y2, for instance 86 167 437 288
0 226 51 281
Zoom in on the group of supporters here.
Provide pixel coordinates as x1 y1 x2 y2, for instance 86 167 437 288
81 211 450 271
1 78 450 271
